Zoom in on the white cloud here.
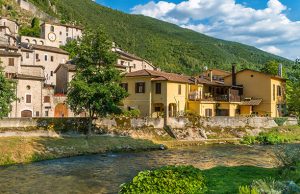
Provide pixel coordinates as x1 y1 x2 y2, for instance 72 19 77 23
261 46 282 55
131 0 300 59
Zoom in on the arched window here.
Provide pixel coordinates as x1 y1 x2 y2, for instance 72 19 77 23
32 39 37 45
50 26 54 32
25 39 30 43
40 41 44 45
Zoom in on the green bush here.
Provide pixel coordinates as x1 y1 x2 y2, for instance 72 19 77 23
119 165 207 194
122 109 141 118
239 185 259 194
241 133 290 145
274 117 288 126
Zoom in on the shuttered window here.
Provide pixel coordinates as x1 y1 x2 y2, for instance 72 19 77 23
155 83 161 94
178 85 182 95
135 82 145 93
44 96 50 103
8 58 14 66
26 95 32 103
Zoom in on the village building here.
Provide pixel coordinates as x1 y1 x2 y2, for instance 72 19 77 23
0 17 19 45
224 68 287 117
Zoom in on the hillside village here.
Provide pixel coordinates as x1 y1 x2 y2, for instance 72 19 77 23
0 15 287 119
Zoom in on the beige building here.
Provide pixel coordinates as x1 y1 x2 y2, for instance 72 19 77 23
21 22 83 48
0 17 19 45
113 48 157 72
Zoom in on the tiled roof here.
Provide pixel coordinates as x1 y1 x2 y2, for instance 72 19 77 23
196 77 231 87
0 44 33 52
31 44 69 55
15 74 45 81
54 63 76 73
224 69 287 81
125 69 193 83
0 50 21 57
240 98 263 106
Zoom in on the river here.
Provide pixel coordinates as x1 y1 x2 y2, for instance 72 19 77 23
0 144 295 194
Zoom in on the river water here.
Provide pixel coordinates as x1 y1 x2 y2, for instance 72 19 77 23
0 144 295 194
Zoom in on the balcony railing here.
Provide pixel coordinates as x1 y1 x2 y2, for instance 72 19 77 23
188 92 241 102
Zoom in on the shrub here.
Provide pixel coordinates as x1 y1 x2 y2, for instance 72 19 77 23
239 185 259 194
274 117 288 126
122 109 140 118
240 136 257 145
256 133 289 145
119 165 207 194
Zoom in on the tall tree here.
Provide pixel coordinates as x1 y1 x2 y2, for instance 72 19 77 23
67 28 128 135
260 60 280 76
60 39 79 59
0 64 16 118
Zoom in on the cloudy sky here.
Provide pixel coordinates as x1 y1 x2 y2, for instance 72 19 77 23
95 0 300 60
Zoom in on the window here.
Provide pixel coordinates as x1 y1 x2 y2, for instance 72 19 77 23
8 58 14 66
205 109 213 117
26 95 31 103
40 41 44 45
50 71 53 76
273 84 276 101
36 54 39 61
51 56 54 62
36 111 40 117
45 55 48 61
120 83 128 92
277 85 282 96
155 107 161 112
26 52 29 58
50 26 54 32
135 82 145 93
59 31 62 35
45 111 49 117
178 85 182 95
155 83 161 94
33 40 37 45
133 64 136 68
44 96 50 103
26 85 31 90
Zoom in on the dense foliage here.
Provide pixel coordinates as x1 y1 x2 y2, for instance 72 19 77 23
0 67 16 118
20 17 41 37
119 165 207 194
28 0 291 75
67 28 128 134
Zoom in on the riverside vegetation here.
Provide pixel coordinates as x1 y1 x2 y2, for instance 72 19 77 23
120 145 300 194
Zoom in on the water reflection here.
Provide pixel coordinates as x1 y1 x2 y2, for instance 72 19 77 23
0 144 296 194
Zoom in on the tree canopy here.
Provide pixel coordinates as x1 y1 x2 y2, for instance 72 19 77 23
67 28 128 134
0 66 16 118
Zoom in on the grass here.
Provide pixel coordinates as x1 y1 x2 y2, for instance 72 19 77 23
203 166 278 194
241 125 300 145
0 136 161 166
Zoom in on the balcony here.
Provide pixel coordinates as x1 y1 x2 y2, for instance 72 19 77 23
188 91 241 102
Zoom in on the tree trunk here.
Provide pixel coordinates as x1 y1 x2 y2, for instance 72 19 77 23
88 116 92 136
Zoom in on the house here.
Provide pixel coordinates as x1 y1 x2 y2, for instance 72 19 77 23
224 67 287 117
113 47 157 73
121 69 192 117
21 22 83 48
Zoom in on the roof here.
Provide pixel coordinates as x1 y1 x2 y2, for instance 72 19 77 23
196 77 231 87
125 69 193 83
224 69 287 81
115 49 156 68
30 44 69 55
240 98 263 106
15 74 45 81
0 44 33 52
0 50 21 57
202 69 231 76
41 22 84 30
54 63 76 73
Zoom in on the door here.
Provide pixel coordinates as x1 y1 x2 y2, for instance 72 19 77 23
21 110 32 118
54 103 69 117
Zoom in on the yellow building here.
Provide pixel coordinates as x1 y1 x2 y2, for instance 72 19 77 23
224 69 286 117
122 69 192 117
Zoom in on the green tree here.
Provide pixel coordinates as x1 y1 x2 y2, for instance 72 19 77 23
286 60 300 117
67 28 128 135
0 64 16 118
20 17 41 37
60 39 78 59
260 60 280 75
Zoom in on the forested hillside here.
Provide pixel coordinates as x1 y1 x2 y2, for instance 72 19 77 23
25 0 293 74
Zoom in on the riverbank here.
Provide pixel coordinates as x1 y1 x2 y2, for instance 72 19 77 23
0 136 162 166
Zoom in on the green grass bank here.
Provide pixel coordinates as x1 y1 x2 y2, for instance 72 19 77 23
0 136 161 166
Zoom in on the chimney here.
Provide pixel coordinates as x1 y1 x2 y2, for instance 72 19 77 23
232 63 236 86
209 70 213 82
278 63 283 77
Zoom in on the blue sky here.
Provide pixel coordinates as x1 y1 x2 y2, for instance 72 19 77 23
95 0 300 59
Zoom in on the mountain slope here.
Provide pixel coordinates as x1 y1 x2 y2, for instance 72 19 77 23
29 0 292 74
